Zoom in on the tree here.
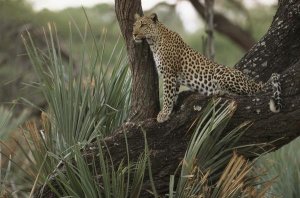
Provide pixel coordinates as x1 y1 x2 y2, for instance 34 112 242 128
114 0 160 122
34 0 300 197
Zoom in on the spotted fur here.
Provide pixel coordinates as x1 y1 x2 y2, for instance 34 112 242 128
133 13 282 123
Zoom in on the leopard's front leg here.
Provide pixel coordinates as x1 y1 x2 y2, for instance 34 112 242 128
157 72 178 123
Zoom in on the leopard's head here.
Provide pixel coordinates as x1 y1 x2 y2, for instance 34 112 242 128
133 13 159 43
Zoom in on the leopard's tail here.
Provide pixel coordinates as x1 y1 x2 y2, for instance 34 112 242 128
268 73 282 113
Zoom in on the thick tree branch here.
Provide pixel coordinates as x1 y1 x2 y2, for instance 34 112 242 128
189 0 256 51
235 0 300 80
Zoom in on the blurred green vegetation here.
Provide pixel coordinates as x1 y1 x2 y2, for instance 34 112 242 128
256 137 300 197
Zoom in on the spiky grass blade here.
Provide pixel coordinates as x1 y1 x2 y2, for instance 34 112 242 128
171 99 271 198
6 16 131 196
42 134 148 198
22 21 130 150
0 106 28 139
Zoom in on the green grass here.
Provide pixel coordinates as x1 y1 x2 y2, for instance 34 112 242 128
23 21 130 145
38 136 148 198
0 106 28 139
168 99 272 197
0 13 132 196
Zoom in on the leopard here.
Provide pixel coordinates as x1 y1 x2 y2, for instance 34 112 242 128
133 13 282 123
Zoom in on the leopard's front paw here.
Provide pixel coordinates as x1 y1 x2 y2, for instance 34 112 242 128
157 111 170 123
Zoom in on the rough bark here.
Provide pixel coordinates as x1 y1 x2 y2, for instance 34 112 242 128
115 0 160 122
189 0 256 51
235 0 300 81
34 0 300 197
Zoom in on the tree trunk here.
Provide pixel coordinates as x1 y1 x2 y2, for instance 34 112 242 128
34 0 300 197
115 0 160 122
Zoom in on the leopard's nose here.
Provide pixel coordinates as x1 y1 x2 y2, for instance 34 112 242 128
133 33 137 37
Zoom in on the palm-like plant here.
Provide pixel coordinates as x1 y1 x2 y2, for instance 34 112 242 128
1 17 132 196
41 136 148 198
168 99 272 197
23 22 131 149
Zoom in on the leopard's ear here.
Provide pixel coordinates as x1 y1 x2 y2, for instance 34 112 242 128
134 13 141 20
150 13 158 23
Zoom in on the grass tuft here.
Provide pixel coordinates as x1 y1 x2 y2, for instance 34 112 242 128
169 99 272 197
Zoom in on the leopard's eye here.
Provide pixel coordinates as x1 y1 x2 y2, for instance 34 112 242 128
141 23 146 27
